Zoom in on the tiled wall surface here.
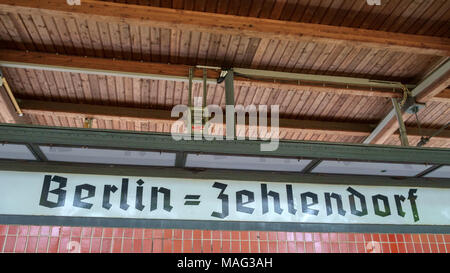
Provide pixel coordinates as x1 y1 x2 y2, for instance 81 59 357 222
0 225 448 253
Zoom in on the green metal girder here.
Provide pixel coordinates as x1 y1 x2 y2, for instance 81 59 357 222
0 123 449 165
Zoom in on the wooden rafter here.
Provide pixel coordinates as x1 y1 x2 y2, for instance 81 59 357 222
0 0 449 56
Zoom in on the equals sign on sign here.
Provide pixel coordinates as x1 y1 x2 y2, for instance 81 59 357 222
184 195 201 205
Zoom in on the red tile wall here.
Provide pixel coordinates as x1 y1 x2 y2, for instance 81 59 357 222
0 225 448 253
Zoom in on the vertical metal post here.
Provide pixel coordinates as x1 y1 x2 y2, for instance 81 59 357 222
188 67 193 135
391 98 409 146
202 69 207 108
224 69 235 139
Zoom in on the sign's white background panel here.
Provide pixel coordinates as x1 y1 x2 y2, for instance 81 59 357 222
0 171 449 225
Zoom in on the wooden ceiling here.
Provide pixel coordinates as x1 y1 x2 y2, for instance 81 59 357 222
0 0 449 148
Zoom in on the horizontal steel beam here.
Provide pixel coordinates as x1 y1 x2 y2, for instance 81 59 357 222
0 123 449 165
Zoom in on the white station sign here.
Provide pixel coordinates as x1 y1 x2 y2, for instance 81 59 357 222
0 170 449 226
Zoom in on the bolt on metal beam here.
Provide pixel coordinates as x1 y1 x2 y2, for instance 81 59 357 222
391 98 409 146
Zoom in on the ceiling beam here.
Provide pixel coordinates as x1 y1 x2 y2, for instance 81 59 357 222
0 0 449 56
0 49 405 98
363 60 450 145
17 99 450 140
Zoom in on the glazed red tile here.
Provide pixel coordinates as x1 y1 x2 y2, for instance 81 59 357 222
286 232 294 241
15 236 27 253
221 231 231 240
173 229 183 239
37 236 49 253
347 243 357 253
422 243 431 253
381 243 390 253
91 238 101 253
153 239 163 253
403 234 412 243
101 238 112 253
277 232 287 241
132 239 142 253
259 241 268 253
313 242 322 253
437 244 446 253
397 243 406 253
241 240 250 253
4 236 16 252
81 238 91 253
443 234 450 242
212 230 221 240
429 243 439 253
71 227 82 237
249 231 258 241
413 243 423 253
203 230 212 240
26 236 38 253
50 227 60 237
61 227 71 237
163 229 172 239
295 232 304 241
268 241 277 252
143 239 152 253
288 242 296 253
405 243 415 253
250 241 259 253
435 234 444 243
304 232 313 242
240 231 249 241
202 240 212 253
337 233 348 242
182 239 192 253
231 240 241 252
420 234 429 243
173 240 182 253
112 238 122 253
412 234 421 243
123 228 133 238
305 242 314 253
379 234 388 242
133 228 143 239
356 243 366 253
389 243 398 253
7 225 18 235
182 229 192 240
81 227 92 237
103 228 113 238
329 233 338 242
354 234 364 242
339 242 349 253
193 230 202 240
92 228 103 238
48 237 59 253
387 234 396 243
144 229 153 239
18 226 28 236
113 228 124 237
395 234 404 243
278 241 287 253
193 240 202 253
268 232 277 241
0 225 7 236
163 239 172 253
40 226 50 236
212 240 221 252
222 240 231 253
330 242 339 253
231 231 240 240
427 234 436 243
321 242 330 253
363 233 372 242
59 237 70 253
258 231 268 241
320 233 329 242
313 233 321 242
296 242 305 253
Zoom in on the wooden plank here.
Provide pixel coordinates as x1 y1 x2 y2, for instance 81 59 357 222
1 0 449 56
0 49 405 98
